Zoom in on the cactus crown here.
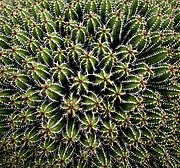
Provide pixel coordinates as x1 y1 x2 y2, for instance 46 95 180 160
0 0 180 167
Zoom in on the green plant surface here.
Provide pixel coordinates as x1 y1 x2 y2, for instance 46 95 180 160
0 0 179 167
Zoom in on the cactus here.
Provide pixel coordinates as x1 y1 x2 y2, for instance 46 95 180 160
0 0 179 167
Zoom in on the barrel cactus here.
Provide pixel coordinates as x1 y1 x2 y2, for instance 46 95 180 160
0 0 179 167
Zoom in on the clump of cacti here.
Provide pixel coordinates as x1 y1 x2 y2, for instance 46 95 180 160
0 0 179 167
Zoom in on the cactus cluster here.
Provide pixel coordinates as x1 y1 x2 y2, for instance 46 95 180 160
0 0 180 167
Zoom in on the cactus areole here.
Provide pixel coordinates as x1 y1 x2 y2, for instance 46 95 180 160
0 0 179 167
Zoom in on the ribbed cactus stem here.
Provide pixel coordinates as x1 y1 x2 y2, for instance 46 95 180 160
0 0 179 167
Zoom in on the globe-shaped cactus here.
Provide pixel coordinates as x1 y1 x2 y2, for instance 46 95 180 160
0 0 179 167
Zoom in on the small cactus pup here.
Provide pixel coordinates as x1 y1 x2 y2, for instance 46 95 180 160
0 0 179 167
